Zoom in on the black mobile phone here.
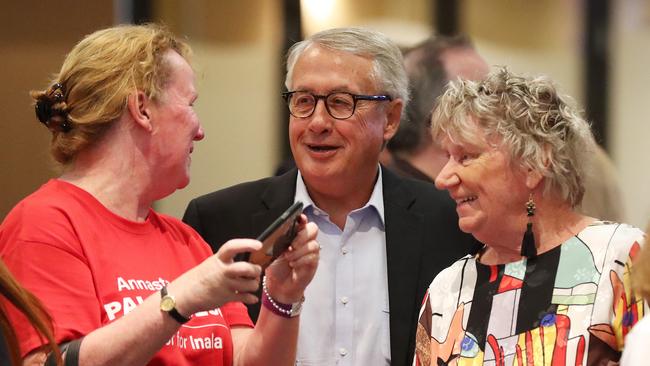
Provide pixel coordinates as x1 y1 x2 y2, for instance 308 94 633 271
249 201 304 269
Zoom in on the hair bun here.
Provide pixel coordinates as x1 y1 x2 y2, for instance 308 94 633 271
34 83 71 132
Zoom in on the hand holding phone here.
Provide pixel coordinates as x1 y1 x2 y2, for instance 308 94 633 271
249 201 304 269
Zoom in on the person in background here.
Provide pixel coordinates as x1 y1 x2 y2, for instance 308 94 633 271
414 67 646 365
383 35 488 182
184 27 478 366
0 261 60 366
0 24 319 366
578 145 626 222
620 222 650 365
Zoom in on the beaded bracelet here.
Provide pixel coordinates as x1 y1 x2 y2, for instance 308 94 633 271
261 276 304 318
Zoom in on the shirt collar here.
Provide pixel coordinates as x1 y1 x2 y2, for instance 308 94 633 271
294 166 385 226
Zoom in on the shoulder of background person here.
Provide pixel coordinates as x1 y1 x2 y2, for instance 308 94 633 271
579 145 624 222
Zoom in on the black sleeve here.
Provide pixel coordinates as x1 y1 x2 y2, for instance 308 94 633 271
182 198 204 237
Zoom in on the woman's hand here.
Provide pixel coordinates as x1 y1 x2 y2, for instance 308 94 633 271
171 239 264 317
264 215 320 304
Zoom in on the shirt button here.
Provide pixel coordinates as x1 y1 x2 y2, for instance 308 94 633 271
341 247 348 255
341 296 349 304
339 348 348 356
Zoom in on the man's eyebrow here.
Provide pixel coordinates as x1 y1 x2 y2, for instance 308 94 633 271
291 85 355 93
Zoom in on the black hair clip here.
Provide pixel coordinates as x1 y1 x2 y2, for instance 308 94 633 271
60 120 72 133
51 83 65 101
35 98 52 124
34 82 71 132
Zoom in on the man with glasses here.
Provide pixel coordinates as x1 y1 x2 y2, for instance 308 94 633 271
183 27 477 366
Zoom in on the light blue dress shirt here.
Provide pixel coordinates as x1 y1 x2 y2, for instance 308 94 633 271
294 168 391 366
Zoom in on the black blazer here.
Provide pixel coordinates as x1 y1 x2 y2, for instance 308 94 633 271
183 167 479 366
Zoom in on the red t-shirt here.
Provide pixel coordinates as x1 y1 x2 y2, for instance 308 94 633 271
0 180 253 365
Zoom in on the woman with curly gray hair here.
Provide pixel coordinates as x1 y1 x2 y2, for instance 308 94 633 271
413 67 647 365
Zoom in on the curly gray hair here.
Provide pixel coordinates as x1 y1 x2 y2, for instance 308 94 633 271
284 27 409 106
431 67 597 207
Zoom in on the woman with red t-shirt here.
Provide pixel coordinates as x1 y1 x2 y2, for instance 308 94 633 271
0 24 319 366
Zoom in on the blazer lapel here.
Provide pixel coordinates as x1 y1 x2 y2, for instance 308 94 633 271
243 169 298 321
382 167 426 366
252 168 299 235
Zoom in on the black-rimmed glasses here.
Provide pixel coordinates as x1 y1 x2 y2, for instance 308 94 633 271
282 91 392 120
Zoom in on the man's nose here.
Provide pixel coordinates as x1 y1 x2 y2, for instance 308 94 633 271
307 99 333 133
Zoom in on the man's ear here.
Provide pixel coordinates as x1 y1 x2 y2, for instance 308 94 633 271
383 99 403 141
126 91 153 132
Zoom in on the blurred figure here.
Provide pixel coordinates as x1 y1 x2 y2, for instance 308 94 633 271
0 261 60 366
414 67 646 365
184 27 478 366
620 222 650 365
384 35 488 181
578 145 625 222
0 24 319 365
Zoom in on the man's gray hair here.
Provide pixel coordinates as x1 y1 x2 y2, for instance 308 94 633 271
285 27 409 106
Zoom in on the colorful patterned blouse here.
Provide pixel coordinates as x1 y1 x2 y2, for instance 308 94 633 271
414 222 646 366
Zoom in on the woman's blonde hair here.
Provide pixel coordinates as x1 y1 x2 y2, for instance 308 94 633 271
31 24 191 165
431 67 597 207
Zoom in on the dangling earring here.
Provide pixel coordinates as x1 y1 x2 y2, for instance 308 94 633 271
521 193 537 258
